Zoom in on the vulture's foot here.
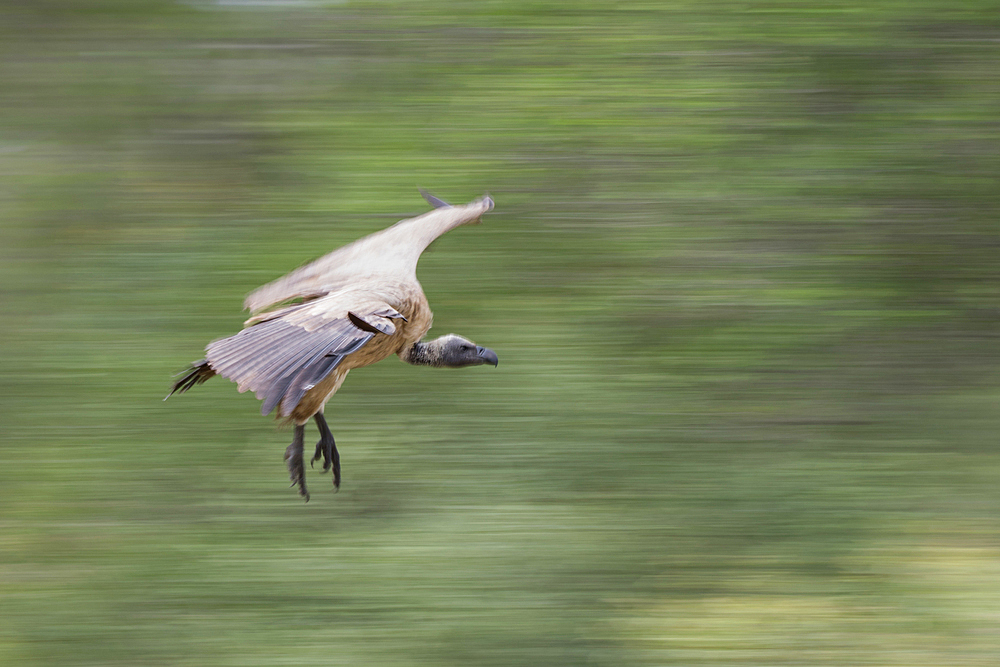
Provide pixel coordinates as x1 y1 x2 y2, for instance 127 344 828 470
311 412 341 490
284 425 309 501
310 436 341 484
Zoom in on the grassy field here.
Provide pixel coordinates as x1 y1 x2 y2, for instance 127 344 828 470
2 1 999 664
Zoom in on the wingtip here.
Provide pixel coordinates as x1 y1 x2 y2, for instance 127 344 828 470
419 188 451 209
419 188 493 213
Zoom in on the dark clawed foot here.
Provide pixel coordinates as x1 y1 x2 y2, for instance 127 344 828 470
313 412 341 491
310 436 340 490
285 425 309 501
310 438 329 471
332 445 341 491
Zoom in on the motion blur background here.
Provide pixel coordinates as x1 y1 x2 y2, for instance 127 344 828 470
2 1 999 664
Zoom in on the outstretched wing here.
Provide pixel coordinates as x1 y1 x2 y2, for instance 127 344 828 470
205 296 405 418
243 194 494 314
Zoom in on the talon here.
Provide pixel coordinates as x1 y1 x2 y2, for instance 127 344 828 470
311 440 327 470
285 425 308 500
314 412 341 489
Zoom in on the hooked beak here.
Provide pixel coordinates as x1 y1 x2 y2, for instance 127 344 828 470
476 346 499 367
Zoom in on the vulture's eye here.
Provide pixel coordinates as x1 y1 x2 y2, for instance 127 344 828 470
460 344 470 352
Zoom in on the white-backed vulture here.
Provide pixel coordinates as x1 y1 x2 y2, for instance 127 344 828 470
166 192 498 500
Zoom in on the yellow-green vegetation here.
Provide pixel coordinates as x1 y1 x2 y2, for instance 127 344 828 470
1 1 998 665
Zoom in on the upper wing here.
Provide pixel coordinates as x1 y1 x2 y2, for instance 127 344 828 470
206 296 405 418
243 194 493 314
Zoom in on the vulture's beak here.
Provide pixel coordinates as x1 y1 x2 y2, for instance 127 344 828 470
476 346 499 367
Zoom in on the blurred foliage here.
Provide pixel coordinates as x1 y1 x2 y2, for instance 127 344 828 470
1 1 999 665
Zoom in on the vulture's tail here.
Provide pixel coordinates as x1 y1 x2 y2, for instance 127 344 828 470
165 359 216 400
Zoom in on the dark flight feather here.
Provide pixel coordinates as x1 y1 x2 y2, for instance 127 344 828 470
165 359 215 399
419 189 451 209
205 303 382 417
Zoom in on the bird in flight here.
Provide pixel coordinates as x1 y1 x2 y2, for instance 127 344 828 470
166 191 498 500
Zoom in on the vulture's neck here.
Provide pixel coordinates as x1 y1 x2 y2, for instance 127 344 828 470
401 339 447 367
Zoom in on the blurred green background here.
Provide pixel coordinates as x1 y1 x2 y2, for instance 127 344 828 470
2 1 999 665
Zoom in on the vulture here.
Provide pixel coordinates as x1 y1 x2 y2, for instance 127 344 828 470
166 191 498 500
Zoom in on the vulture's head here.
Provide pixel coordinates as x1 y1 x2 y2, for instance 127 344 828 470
434 334 499 368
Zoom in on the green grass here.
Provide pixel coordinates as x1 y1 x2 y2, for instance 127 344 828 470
1 1 999 664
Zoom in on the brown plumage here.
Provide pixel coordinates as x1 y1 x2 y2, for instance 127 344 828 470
167 192 498 500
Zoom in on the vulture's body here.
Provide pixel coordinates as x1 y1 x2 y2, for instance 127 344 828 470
168 193 497 499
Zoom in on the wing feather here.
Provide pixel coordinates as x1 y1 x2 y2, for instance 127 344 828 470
205 297 394 418
258 328 332 382
214 319 298 373
267 329 376 417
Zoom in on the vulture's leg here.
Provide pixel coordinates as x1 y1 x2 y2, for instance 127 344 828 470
311 411 341 490
284 425 309 501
